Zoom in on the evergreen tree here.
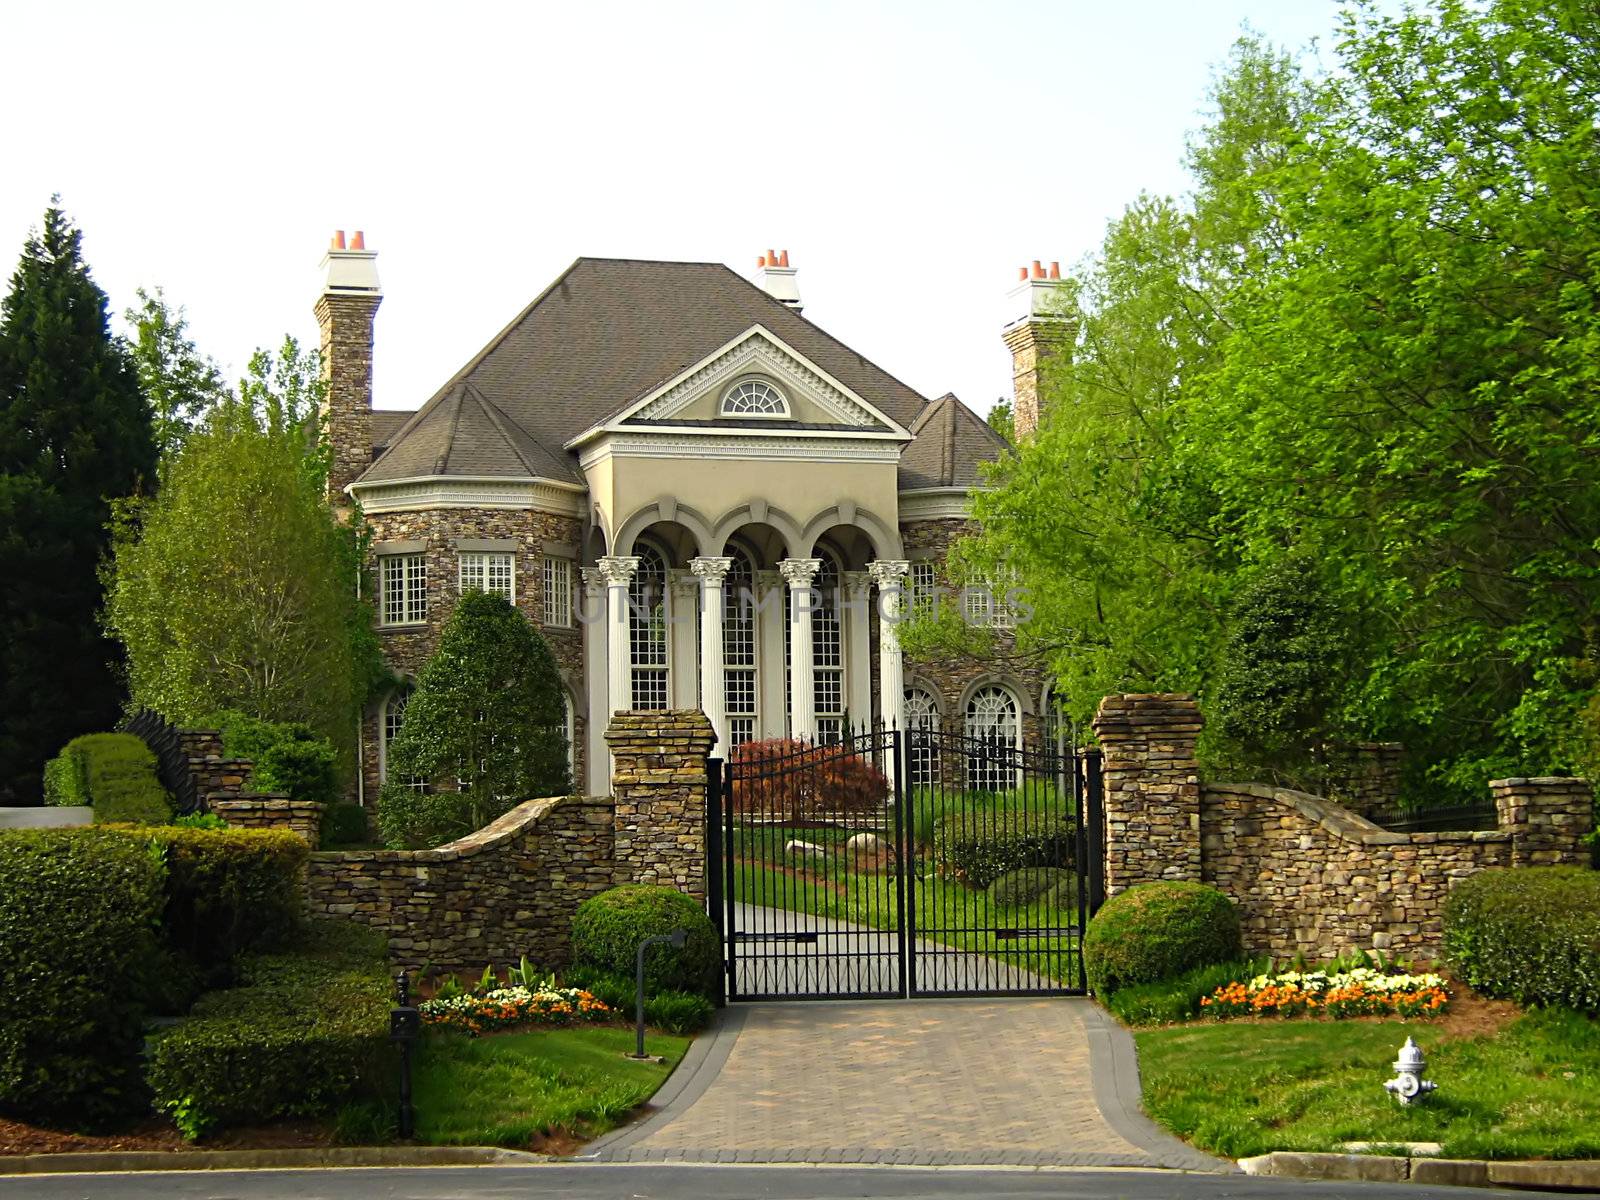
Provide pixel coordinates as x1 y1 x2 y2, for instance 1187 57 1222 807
0 203 156 800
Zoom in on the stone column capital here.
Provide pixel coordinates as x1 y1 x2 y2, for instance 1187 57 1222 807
596 555 640 588
580 565 604 592
778 557 822 588
689 556 735 586
844 570 872 601
867 559 912 588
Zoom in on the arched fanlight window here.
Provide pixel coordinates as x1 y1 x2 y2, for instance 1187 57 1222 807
905 686 941 788
720 378 789 417
965 685 1020 792
381 687 426 792
723 546 758 747
629 544 669 710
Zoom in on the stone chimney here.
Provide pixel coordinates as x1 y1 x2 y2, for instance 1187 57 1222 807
1002 260 1071 441
314 229 382 499
756 248 801 313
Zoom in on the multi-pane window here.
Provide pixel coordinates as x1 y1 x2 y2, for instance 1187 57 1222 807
965 685 1020 792
630 545 669 711
721 379 788 417
459 551 515 601
381 554 428 626
905 687 941 788
909 560 938 614
963 567 1019 630
382 689 426 792
813 553 844 743
542 556 573 627
724 549 757 748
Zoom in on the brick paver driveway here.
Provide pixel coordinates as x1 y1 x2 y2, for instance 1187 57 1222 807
586 998 1227 1170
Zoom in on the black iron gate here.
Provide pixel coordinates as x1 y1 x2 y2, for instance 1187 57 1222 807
705 727 1103 1001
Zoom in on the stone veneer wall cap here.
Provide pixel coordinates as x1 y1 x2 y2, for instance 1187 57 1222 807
1489 776 1590 787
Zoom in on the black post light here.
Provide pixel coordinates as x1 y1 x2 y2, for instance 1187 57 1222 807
627 929 687 1060
389 968 421 1138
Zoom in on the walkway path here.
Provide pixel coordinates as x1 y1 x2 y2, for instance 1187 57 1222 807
585 998 1227 1170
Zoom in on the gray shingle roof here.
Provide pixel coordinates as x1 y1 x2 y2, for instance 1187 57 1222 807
357 257 932 486
897 393 1010 490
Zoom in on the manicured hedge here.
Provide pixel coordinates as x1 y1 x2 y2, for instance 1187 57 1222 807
934 813 1075 890
43 733 172 823
146 920 391 1139
0 828 165 1124
1083 881 1243 996
988 866 1076 910
1444 867 1600 1011
570 885 720 998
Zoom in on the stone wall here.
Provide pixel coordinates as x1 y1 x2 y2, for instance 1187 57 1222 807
606 710 715 897
211 796 325 849
1322 742 1406 819
306 796 617 970
1093 693 1595 961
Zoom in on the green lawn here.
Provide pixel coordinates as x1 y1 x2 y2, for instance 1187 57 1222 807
408 1026 690 1148
1136 1007 1600 1161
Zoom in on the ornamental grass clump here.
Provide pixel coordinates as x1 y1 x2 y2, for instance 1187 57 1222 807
420 986 611 1036
1201 966 1450 1020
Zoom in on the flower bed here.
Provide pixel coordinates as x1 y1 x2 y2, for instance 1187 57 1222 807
420 986 611 1035
1202 967 1450 1019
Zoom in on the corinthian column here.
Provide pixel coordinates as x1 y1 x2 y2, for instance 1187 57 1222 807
597 556 639 718
779 558 822 741
869 559 911 784
690 556 734 753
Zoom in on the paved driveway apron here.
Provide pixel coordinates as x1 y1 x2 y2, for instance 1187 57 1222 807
586 998 1226 1170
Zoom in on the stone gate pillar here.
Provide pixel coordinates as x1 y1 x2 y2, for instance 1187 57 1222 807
1491 777 1595 868
605 710 716 898
1091 693 1204 896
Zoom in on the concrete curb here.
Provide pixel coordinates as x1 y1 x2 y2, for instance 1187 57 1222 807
0 1146 543 1175
1240 1151 1600 1191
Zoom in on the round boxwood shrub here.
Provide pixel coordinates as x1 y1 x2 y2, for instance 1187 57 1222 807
1444 867 1600 1011
1083 881 1243 996
570 885 719 999
988 866 1075 910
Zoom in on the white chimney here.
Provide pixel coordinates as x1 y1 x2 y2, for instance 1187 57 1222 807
320 229 382 298
756 248 801 312
1005 259 1067 326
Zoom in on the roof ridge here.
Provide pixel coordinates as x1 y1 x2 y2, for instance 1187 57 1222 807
468 383 544 477
434 385 467 475
940 394 956 485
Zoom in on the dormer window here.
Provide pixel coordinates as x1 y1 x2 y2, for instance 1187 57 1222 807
720 378 789 418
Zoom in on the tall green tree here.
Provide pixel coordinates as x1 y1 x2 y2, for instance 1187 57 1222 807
378 591 571 849
0 203 156 800
104 337 377 771
125 287 227 459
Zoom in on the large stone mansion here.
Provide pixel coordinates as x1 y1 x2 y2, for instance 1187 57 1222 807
315 236 1066 797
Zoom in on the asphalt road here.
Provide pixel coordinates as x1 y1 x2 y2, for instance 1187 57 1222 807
0 1164 1539 1200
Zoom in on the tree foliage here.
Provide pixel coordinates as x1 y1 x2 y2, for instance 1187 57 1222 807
125 288 227 459
377 591 570 849
104 338 376 770
957 2 1600 800
0 202 157 799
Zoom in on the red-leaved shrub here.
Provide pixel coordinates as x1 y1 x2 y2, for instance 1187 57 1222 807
730 738 890 821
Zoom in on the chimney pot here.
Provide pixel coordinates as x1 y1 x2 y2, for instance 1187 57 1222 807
1017 266 1029 281
758 254 768 267
1049 261 1060 279
350 230 366 251
1032 259 1044 279
767 248 777 264
332 230 347 251
779 249 790 267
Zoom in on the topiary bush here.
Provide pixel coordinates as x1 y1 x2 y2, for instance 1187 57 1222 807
935 812 1075 890
1444 867 1600 1011
145 920 391 1139
209 710 339 807
988 866 1076 910
1083 881 1243 996
570 885 719 999
46 733 173 824
41 744 89 806
0 828 166 1125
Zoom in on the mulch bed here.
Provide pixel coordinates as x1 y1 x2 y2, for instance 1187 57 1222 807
0 1115 330 1156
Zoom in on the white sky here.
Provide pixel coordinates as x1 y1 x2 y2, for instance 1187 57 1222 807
2 1 1355 420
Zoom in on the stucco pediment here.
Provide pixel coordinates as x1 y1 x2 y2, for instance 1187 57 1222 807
598 325 906 437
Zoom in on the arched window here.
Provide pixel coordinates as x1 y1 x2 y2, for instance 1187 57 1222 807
720 378 789 417
965 685 1020 792
724 547 758 748
905 686 941 788
380 687 426 792
630 544 669 710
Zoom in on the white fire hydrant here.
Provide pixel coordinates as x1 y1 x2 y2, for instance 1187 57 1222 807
1383 1037 1436 1105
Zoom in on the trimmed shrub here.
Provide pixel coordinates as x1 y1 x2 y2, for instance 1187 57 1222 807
935 812 1075 890
988 866 1075 910
730 738 890 820
645 990 715 1034
1444 867 1600 1011
146 920 390 1139
0 828 165 1124
321 802 370 847
570 885 719 999
46 733 173 824
1083 881 1243 996
210 710 339 807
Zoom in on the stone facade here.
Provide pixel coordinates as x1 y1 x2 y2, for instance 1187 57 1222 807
1001 318 1069 442
315 292 380 499
306 795 616 970
606 710 715 897
362 506 587 802
1094 693 1595 961
211 796 326 849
